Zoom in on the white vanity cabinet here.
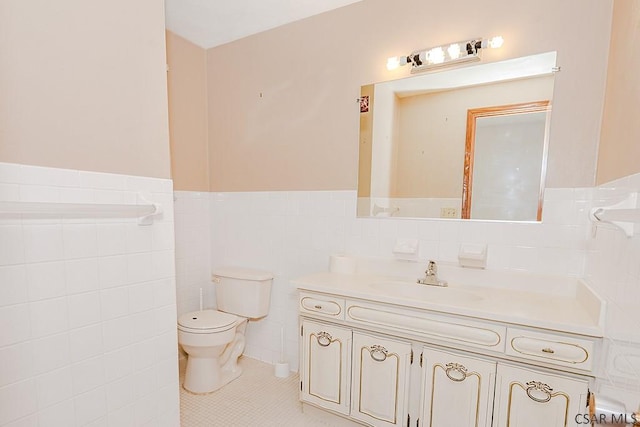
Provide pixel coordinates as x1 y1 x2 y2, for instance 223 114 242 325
300 319 352 416
298 290 598 427
419 347 496 427
492 364 589 427
351 332 412 427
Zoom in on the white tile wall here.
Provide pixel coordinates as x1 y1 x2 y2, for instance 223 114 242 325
584 172 640 408
173 181 640 407
201 188 590 371
0 162 180 426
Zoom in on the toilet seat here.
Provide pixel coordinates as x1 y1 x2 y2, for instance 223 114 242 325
178 310 238 334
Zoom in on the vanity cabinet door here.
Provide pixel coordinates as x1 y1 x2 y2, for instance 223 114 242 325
351 332 412 427
492 364 589 427
300 320 352 415
420 347 496 427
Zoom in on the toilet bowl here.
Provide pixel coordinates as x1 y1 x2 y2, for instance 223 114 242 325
177 267 273 394
178 310 247 393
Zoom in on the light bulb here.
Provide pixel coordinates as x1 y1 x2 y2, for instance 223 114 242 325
428 47 445 64
447 43 461 60
386 56 400 70
488 36 504 49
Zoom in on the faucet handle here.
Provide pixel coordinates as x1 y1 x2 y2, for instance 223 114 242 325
426 260 437 274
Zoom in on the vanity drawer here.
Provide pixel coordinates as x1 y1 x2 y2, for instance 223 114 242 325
345 300 506 352
505 328 594 371
300 292 345 320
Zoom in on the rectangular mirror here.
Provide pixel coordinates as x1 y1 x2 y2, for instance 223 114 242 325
357 52 557 221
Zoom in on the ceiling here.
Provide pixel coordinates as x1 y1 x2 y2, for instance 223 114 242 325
165 0 363 49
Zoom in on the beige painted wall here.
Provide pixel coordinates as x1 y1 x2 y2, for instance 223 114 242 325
0 0 170 178
597 0 640 184
205 0 612 192
166 31 210 191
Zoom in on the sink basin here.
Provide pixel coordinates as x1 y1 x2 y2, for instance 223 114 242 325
369 281 484 304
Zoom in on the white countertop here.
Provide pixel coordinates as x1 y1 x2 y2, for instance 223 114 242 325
293 270 604 337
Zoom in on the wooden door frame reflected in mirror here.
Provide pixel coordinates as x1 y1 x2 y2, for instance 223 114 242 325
461 101 551 220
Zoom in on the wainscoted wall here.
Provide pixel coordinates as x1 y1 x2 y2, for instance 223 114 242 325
205 187 591 372
0 163 179 426
585 172 640 407
172 182 640 405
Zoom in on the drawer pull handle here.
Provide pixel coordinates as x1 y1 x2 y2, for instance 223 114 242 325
541 347 555 354
316 331 333 347
525 381 553 403
445 362 468 382
314 305 323 309
370 345 388 362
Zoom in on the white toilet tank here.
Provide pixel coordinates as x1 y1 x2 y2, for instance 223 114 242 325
212 267 273 319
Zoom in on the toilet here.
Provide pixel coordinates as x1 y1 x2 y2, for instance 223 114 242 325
177 267 273 394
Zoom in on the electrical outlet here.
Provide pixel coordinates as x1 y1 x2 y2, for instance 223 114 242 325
440 207 458 218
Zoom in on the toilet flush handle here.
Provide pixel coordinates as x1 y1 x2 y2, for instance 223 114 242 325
212 275 221 283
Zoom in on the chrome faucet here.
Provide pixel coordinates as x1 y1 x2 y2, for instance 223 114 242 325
417 260 448 287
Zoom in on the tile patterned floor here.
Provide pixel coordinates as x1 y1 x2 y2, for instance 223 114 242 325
179 357 339 426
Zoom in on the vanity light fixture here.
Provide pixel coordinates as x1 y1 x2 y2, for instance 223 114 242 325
386 36 504 73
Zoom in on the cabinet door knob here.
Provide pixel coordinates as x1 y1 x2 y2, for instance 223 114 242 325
316 331 333 347
370 345 389 362
525 381 553 403
445 362 468 382
541 347 555 354
314 305 323 309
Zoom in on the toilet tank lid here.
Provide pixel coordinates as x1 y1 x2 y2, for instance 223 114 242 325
212 266 274 281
